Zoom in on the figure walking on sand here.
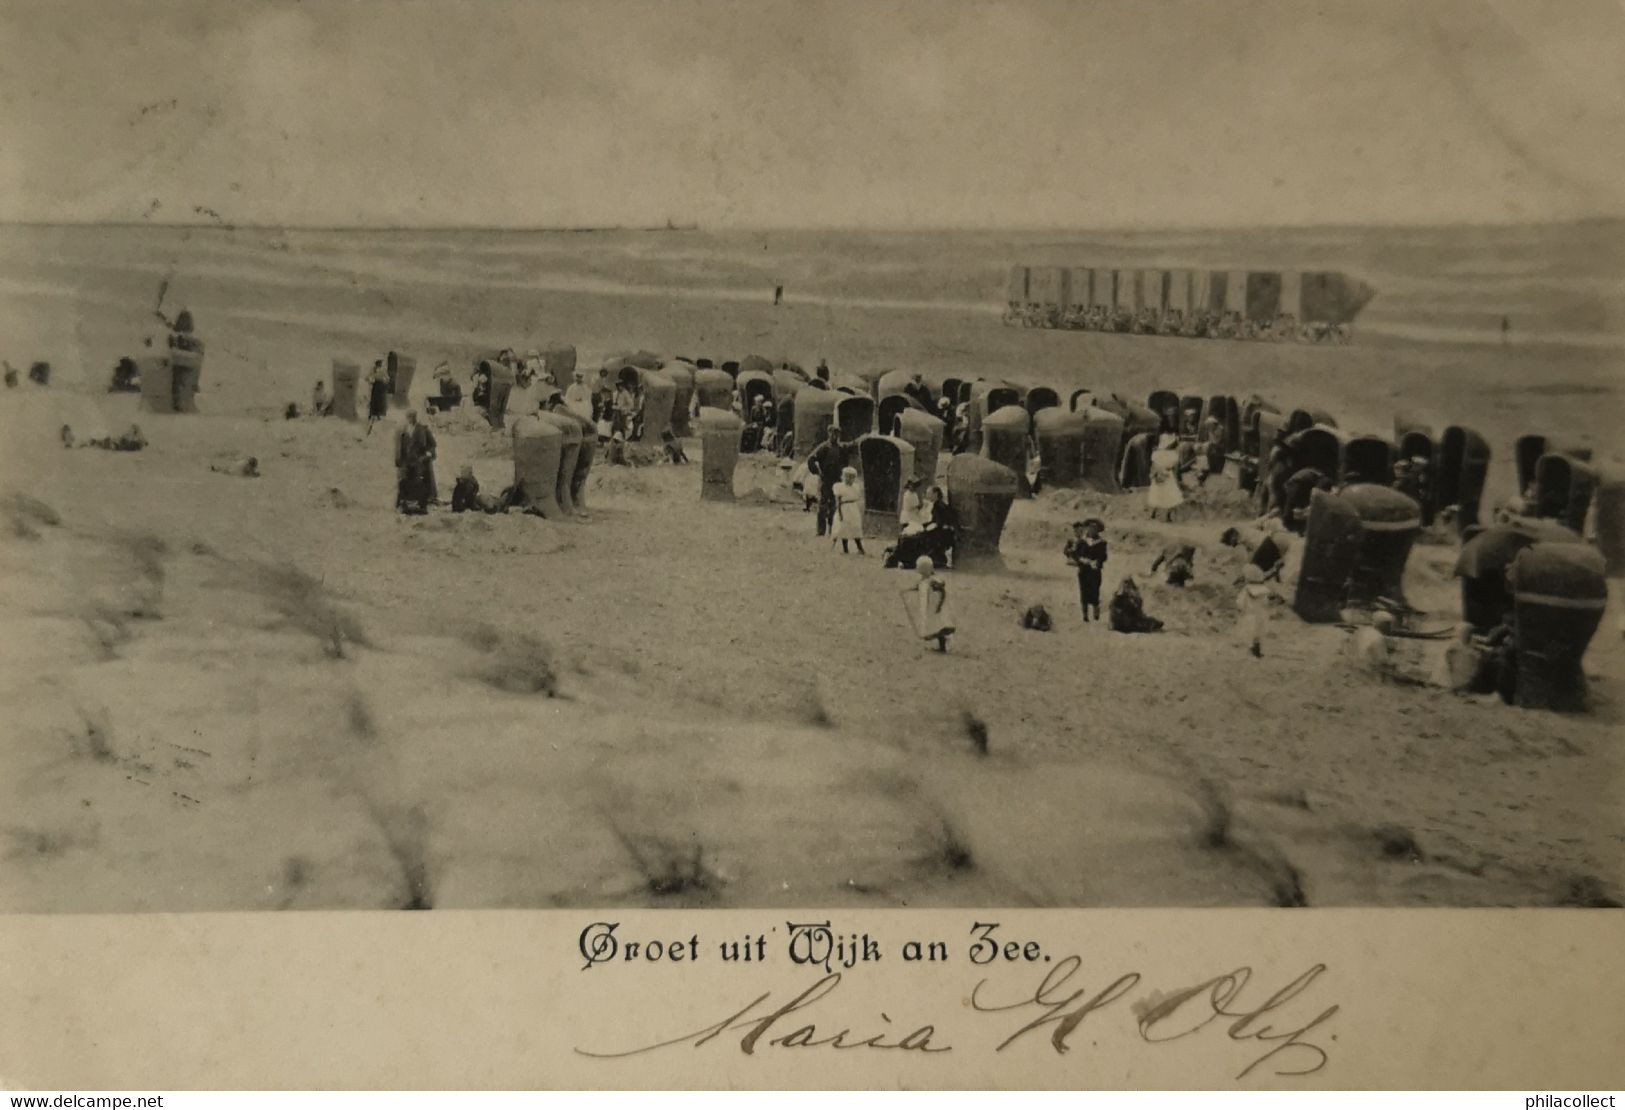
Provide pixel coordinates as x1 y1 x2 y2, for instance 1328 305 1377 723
1063 518 1107 622
1236 563 1280 658
902 555 955 652
1147 432 1184 521
831 466 866 554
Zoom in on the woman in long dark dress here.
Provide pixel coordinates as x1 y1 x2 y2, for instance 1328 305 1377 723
394 410 437 514
366 359 390 424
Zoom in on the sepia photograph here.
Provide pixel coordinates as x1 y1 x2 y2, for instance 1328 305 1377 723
1 0 1621 921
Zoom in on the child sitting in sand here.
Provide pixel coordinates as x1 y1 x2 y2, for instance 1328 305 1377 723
210 456 260 477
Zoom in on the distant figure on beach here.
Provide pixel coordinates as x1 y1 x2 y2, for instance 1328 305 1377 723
901 556 955 653
1064 518 1108 622
564 369 593 422
903 372 933 411
2 362 16 388
808 424 847 537
1501 315 1511 346
1146 433 1184 521
211 456 260 478
1108 577 1164 634
815 359 830 384
1152 543 1197 587
1236 564 1279 658
830 466 865 555
394 409 437 515
311 380 330 416
773 284 784 306
898 476 925 534
366 360 390 427
661 429 689 464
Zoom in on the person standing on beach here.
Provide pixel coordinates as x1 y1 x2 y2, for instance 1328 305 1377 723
1146 433 1184 521
365 359 390 428
1063 518 1108 622
1501 315 1511 346
830 466 866 555
808 424 846 538
901 555 955 653
394 409 437 514
774 284 784 306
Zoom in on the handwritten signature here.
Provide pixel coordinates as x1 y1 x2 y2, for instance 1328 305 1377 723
575 955 1338 1080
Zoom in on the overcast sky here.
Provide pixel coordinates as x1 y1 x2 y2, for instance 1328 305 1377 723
2 0 1622 229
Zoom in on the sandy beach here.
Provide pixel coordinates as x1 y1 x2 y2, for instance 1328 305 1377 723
1 223 1621 912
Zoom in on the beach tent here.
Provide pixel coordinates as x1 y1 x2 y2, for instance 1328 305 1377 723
1070 388 1094 412
484 358 516 429
1201 395 1241 452
329 359 360 421
739 354 773 376
1223 270 1249 315
1118 432 1154 489
537 412 582 516
895 408 944 485
737 369 775 416
1193 271 1219 315
1242 398 1281 459
876 369 917 401
603 350 662 373
1299 272 1377 325
663 362 695 437
562 409 596 512
1434 426 1492 534
693 368 733 412
1089 268 1114 310
793 386 840 460
386 352 416 409
1025 387 1060 416
1065 268 1094 312
1142 270 1168 314
1516 434 1547 494
1034 408 1087 487
543 345 578 393
980 406 1033 498
1510 543 1608 710
771 368 804 406
1166 270 1192 317
1286 426 1345 480
138 356 175 414
1080 408 1124 492
511 415 564 518
1394 415 1435 469
877 394 919 437
1245 272 1283 322
1293 485 1422 621
1147 389 1180 432
637 370 677 443
1339 435 1395 485
1533 453 1597 534
857 435 916 537
1455 519 1580 631
946 455 1020 565
1177 392 1205 438
698 407 742 501
720 360 741 378
834 393 876 442
1592 478 1625 577
1028 267 1068 310
169 347 203 413
1279 272 1303 320
1006 265 1029 304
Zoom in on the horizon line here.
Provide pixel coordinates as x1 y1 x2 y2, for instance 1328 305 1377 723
2 214 1623 235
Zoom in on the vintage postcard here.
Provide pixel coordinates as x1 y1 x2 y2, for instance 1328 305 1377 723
0 0 1621 1092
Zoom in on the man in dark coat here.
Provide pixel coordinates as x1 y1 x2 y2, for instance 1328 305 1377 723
903 372 933 411
1282 466 1332 534
395 409 437 514
807 424 847 538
